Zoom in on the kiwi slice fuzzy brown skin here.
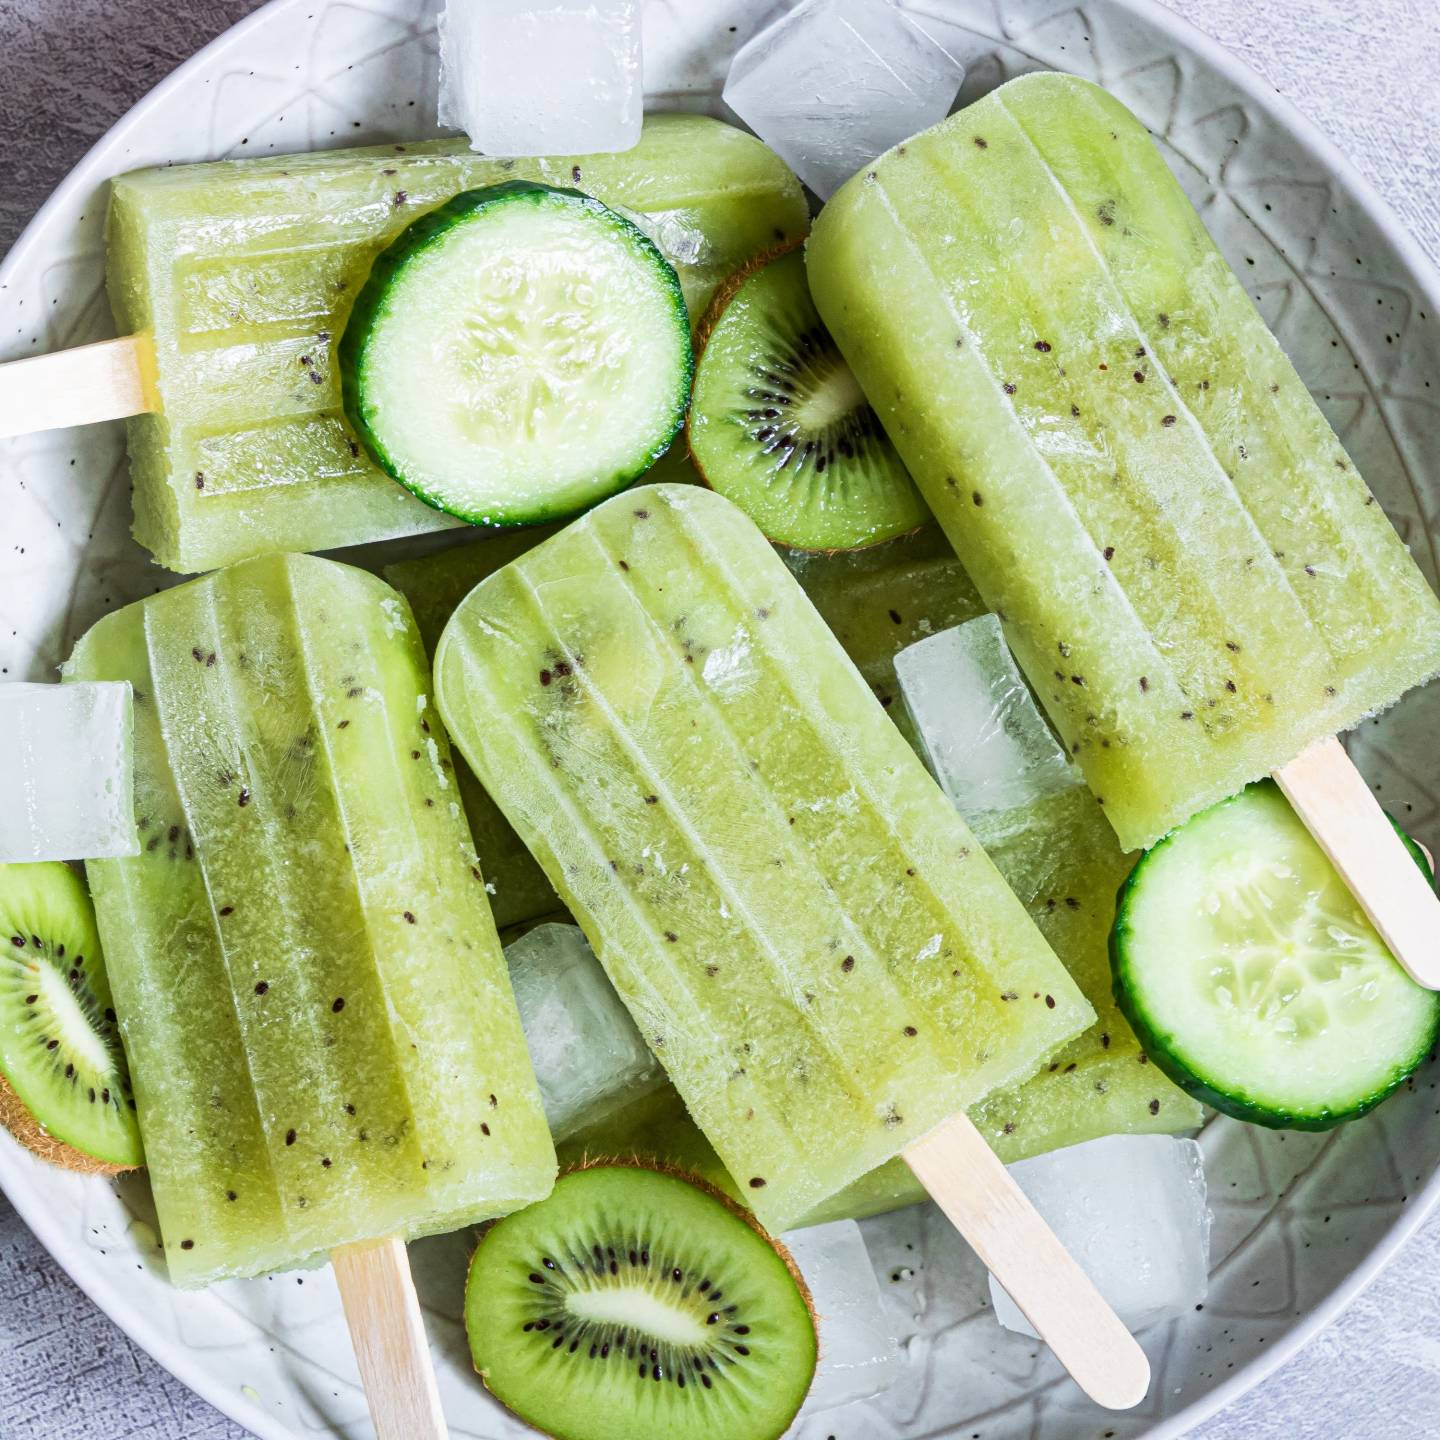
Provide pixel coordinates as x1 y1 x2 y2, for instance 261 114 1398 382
465 1160 817 1440
688 243 929 551
0 862 141 1173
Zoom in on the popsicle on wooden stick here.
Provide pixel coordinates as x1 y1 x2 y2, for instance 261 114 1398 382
435 483 1149 1409
68 552 556 1437
0 115 806 575
806 71 1440 986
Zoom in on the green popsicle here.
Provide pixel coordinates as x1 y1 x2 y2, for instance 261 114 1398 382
67 553 555 1285
108 115 807 573
435 483 1091 1232
806 73 1440 851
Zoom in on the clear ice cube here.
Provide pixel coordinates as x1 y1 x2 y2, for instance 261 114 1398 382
723 0 963 200
895 614 1078 820
505 923 663 1141
989 1135 1211 1337
0 682 138 863
438 0 643 157
781 1220 901 1413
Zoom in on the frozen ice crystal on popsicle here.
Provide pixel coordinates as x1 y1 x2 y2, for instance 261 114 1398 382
0 682 137 863
782 1220 901 1413
896 615 1077 819
990 1135 1211 1336
439 0 644 157
723 0 963 199
505 923 664 1141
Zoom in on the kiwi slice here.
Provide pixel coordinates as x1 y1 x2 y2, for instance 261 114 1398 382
465 1163 817 1440
688 245 928 550
0 862 141 1173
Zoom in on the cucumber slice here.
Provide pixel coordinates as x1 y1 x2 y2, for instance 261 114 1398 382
340 181 693 526
1112 781 1440 1130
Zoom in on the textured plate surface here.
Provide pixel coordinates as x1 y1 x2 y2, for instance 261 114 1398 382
2 1 1440 1437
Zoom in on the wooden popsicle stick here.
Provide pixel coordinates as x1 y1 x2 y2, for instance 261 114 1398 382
1274 736 1440 989
903 1111 1150 1411
0 334 155 439
332 1237 449 1440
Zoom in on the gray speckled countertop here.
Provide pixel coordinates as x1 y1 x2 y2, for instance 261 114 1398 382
2 0 1439 1435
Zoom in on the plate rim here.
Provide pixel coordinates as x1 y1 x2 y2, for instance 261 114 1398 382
2 1 1439 1437
0 8 304 1437
1092 4 1440 1435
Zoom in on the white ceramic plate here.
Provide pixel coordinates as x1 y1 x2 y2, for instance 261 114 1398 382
3 1 1440 1437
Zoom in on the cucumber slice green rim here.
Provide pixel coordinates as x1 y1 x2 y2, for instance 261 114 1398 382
1111 780 1440 1131
687 245 929 552
340 181 694 528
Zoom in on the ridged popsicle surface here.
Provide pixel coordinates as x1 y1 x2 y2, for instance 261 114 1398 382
68 553 554 1286
436 484 1090 1231
107 115 807 572
807 72 1440 850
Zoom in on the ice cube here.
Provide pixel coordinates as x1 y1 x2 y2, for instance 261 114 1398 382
0 683 138 863
989 1135 1211 1337
895 614 1078 820
723 0 963 200
781 1220 900 1413
439 0 643 157
505 923 663 1141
